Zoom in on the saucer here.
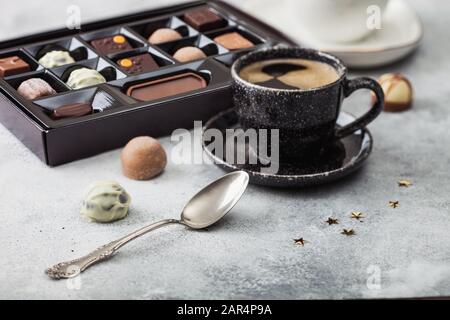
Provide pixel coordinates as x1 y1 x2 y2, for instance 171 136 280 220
295 0 423 68
202 109 373 188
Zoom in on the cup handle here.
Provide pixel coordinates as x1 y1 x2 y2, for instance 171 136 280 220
335 77 384 139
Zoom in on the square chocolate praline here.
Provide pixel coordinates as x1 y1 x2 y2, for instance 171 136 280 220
183 9 227 32
213 32 255 51
90 35 133 55
0 56 30 77
117 54 159 75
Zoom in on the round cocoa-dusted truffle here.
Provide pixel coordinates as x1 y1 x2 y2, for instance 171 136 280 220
121 136 167 180
375 73 413 112
173 46 207 63
148 28 182 44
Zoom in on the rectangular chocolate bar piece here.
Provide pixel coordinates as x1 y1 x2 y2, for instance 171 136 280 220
126 72 207 102
51 103 93 120
0 56 30 77
183 9 227 32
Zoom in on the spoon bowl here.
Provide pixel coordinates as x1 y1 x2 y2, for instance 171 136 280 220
181 171 250 229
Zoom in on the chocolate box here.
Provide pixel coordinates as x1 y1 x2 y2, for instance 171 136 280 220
0 0 295 166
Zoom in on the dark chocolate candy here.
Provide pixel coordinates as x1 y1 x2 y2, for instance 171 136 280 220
51 102 93 120
0 56 30 77
117 54 159 75
126 72 207 102
183 9 226 32
90 35 133 55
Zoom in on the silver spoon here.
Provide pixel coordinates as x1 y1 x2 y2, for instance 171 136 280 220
46 171 249 279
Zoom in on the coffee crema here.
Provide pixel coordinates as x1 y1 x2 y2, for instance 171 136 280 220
239 58 340 90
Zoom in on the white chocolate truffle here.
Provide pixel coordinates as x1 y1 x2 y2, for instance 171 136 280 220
121 136 167 180
81 181 131 223
148 28 182 44
39 50 75 68
67 68 106 90
173 46 206 63
376 73 413 112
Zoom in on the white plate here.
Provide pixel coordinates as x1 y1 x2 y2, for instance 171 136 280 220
294 0 423 68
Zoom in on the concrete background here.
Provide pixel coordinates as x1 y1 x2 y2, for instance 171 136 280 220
1 0 450 299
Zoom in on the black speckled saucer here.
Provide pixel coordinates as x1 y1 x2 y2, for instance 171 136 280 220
202 109 373 188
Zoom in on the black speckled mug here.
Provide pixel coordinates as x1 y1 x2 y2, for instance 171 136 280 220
231 47 384 161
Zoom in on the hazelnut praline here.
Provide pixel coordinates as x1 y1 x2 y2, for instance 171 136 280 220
121 136 167 180
148 28 182 44
374 73 413 112
173 46 207 63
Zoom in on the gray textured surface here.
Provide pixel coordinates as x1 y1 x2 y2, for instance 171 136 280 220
1 0 450 300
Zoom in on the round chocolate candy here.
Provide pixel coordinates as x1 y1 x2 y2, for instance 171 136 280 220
148 28 182 44
375 73 413 112
38 51 75 68
121 136 167 180
173 46 206 63
36 44 67 61
17 78 56 100
66 67 106 90
81 181 131 223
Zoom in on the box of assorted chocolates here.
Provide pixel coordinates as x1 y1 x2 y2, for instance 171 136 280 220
0 0 295 166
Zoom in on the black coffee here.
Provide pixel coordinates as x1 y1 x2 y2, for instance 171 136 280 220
239 58 340 90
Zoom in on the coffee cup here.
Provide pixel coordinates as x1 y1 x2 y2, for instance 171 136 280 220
297 0 389 43
231 47 384 162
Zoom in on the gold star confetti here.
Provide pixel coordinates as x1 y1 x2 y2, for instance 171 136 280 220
325 217 339 225
389 201 399 208
294 238 308 246
351 211 365 220
398 180 413 187
341 229 356 236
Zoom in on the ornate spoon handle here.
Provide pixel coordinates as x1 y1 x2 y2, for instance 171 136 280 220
46 219 180 279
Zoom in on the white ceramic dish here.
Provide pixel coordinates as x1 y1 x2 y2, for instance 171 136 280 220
0 0 186 42
294 0 423 68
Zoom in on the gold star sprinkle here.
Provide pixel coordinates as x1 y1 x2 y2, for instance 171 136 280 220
325 217 339 225
398 180 413 187
294 238 308 246
389 201 399 208
351 211 365 220
341 229 356 236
